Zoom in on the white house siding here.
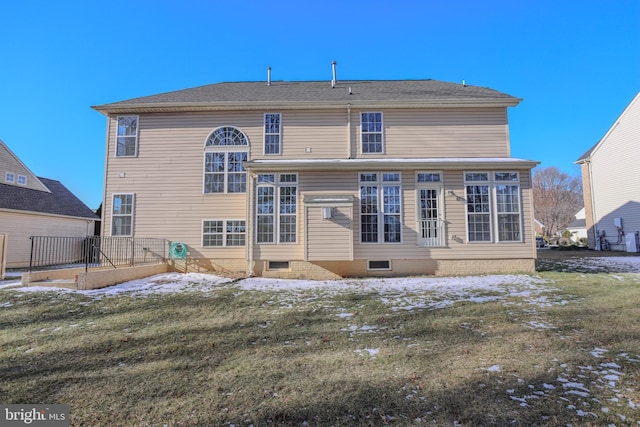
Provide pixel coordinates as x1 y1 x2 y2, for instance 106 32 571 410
584 93 640 250
0 210 94 268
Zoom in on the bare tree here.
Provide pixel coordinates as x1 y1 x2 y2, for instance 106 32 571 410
533 167 583 239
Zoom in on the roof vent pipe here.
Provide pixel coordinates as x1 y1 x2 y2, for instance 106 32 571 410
331 61 337 88
267 67 272 86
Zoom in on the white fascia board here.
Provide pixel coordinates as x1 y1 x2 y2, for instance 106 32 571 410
91 98 521 115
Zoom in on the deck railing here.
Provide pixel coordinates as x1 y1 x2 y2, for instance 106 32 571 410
28 236 168 271
417 219 446 247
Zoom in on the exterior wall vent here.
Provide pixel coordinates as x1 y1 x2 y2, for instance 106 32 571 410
322 207 334 219
368 260 391 270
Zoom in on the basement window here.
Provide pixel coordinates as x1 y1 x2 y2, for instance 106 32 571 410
367 260 391 270
268 261 290 270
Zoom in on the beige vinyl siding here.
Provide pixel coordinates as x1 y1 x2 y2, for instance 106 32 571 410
0 142 49 192
353 169 534 261
104 113 252 258
0 210 93 268
276 110 348 159
352 108 510 159
587 93 640 245
305 206 353 261
102 108 534 270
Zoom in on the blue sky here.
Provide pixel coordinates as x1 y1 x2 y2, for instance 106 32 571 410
1 0 638 209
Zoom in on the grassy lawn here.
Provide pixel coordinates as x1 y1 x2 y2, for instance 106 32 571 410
1 253 640 426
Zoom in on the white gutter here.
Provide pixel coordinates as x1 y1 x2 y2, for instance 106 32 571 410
244 157 540 171
246 168 255 276
91 98 522 115
101 116 111 236
586 160 599 250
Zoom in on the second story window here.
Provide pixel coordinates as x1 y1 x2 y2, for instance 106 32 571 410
5 172 15 183
116 115 139 157
264 113 281 155
361 112 383 154
204 127 249 193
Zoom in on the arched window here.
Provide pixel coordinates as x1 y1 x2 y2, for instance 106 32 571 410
204 127 249 193
206 127 248 147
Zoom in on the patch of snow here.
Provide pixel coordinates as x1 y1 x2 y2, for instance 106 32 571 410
355 348 379 357
591 348 609 358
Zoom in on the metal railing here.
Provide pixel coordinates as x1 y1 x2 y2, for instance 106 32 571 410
417 219 446 247
28 236 168 272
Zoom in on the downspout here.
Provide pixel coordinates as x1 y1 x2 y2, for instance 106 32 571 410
101 115 111 236
246 168 255 276
346 103 352 158
586 160 599 250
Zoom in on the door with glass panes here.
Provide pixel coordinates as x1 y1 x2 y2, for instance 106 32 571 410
417 186 445 247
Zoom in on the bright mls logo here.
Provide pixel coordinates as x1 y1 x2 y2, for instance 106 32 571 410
1 405 69 426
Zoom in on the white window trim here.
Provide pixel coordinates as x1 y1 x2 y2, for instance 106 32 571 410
415 171 445 247
360 111 384 154
494 172 523 243
5 172 15 183
202 219 246 247
463 171 523 243
263 112 282 155
359 172 403 244
255 172 298 245
115 115 139 158
111 193 135 237
17 175 27 185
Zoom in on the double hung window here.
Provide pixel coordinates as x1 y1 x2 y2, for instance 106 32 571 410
256 173 298 244
264 113 281 155
361 112 383 153
465 172 522 242
204 127 249 193
202 220 246 247
359 172 402 243
112 193 134 236
116 115 139 157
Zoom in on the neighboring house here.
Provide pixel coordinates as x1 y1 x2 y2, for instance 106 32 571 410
92 74 540 279
566 207 587 243
534 219 545 237
576 91 640 252
0 139 98 268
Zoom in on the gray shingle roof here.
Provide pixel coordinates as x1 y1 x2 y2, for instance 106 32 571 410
576 141 599 163
0 177 98 220
93 80 520 112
